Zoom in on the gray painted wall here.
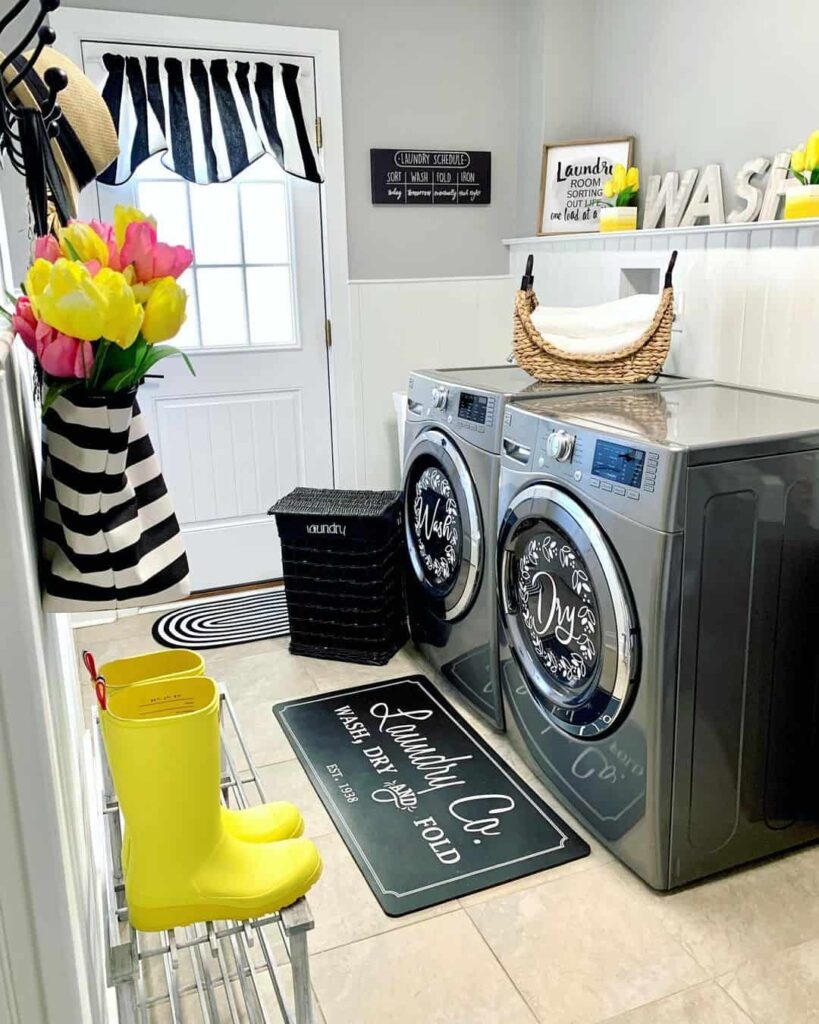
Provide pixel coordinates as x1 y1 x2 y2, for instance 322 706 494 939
514 0 594 237
587 0 819 217
62 0 523 280
10 1 813 281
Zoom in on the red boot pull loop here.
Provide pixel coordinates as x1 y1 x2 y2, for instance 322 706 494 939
82 650 107 710
82 649 98 683
95 678 107 711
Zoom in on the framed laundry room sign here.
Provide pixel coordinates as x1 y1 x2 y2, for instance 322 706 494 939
370 148 491 204
538 136 633 234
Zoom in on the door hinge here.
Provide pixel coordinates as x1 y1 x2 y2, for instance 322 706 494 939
315 116 323 151
325 319 332 348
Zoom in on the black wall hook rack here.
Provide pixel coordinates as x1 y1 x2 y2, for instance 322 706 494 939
0 0 69 234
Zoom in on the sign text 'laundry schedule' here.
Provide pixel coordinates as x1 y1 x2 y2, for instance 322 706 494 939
370 149 491 205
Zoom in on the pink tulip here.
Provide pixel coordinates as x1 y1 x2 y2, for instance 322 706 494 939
33 234 61 263
89 219 123 271
120 220 193 283
12 296 94 379
12 296 39 353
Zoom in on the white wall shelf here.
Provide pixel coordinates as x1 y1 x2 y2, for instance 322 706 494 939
504 218 819 252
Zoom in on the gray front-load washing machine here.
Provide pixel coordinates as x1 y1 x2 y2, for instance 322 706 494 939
497 382 819 889
402 366 699 730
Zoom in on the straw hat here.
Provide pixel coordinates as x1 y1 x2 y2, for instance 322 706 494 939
3 46 119 217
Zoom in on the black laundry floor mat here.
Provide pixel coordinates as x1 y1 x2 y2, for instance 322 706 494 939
153 589 289 650
274 675 590 915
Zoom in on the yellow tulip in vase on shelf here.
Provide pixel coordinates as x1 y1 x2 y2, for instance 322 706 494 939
599 164 639 232
786 132 819 220
1 205 195 610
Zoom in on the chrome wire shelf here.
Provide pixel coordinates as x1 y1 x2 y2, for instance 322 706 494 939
92 692 316 1024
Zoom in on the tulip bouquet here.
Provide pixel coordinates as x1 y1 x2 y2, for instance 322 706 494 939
789 131 819 185
602 163 640 207
3 205 194 412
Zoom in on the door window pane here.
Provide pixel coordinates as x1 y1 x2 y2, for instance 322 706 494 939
238 155 285 182
121 151 297 350
240 182 289 264
173 268 200 350
246 266 294 346
189 183 242 264
197 268 248 347
136 180 191 249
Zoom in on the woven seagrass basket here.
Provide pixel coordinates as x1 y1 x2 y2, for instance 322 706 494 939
513 251 677 384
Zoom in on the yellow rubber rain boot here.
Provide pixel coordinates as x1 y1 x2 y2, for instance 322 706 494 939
101 675 322 932
90 651 304 851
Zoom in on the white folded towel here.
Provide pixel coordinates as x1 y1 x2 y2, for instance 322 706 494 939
530 293 659 356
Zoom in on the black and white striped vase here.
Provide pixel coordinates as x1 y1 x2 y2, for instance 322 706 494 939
41 387 190 611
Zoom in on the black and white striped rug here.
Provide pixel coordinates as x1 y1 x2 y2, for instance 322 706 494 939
152 589 289 650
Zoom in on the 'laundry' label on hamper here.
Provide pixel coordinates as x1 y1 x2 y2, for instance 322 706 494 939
274 676 589 915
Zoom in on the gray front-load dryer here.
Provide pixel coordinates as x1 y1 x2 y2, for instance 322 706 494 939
402 366 699 730
497 382 819 889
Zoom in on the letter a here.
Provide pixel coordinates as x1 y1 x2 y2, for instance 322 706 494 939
643 169 698 229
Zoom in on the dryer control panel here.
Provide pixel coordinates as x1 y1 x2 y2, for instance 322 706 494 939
501 404 685 532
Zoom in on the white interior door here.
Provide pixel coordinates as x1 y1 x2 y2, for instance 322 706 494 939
84 44 333 593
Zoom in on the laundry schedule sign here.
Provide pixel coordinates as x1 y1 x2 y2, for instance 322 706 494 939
275 676 588 915
371 149 491 205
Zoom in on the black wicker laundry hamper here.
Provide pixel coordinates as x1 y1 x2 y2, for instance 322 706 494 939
268 488 408 665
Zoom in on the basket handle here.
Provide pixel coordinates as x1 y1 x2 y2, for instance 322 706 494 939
664 250 678 289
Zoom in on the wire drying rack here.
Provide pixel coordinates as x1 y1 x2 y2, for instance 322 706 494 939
92 692 317 1024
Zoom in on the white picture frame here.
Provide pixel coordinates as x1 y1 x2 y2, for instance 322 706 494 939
538 137 634 235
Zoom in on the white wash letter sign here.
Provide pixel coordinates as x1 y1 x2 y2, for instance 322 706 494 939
759 151 799 222
680 164 725 226
728 157 769 223
643 169 698 228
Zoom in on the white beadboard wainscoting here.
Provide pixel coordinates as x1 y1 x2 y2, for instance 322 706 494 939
506 221 819 397
349 275 514 488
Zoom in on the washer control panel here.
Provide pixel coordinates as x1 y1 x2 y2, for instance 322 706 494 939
457 391 496 434
407 374 500 451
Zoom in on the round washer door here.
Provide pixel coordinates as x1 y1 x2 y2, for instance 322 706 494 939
498 483 638 738
403 428 483 621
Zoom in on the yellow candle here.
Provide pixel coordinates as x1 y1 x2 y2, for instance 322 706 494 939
599 207 638 232
784 186 819 221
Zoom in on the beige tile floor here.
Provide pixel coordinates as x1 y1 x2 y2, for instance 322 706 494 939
75 612 819 1024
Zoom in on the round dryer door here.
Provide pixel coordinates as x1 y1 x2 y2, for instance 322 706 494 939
499 483 638 738
403 428 483 621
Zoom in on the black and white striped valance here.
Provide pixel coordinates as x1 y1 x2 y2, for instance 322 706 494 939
98 53 322 186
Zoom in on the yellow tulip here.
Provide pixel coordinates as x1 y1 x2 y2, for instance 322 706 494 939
626 166 640 191
24 258 54 317
805 130 819 171
28 258 106 341
611 163 627 193
602 181 615 199
791 146 807 174
114 204 157 250
141 276 187 344
58 222 109 266
130 280 156 305
94 268 144 349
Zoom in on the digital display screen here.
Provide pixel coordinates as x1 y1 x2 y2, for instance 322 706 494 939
458 392 488 424
592 440 646 488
